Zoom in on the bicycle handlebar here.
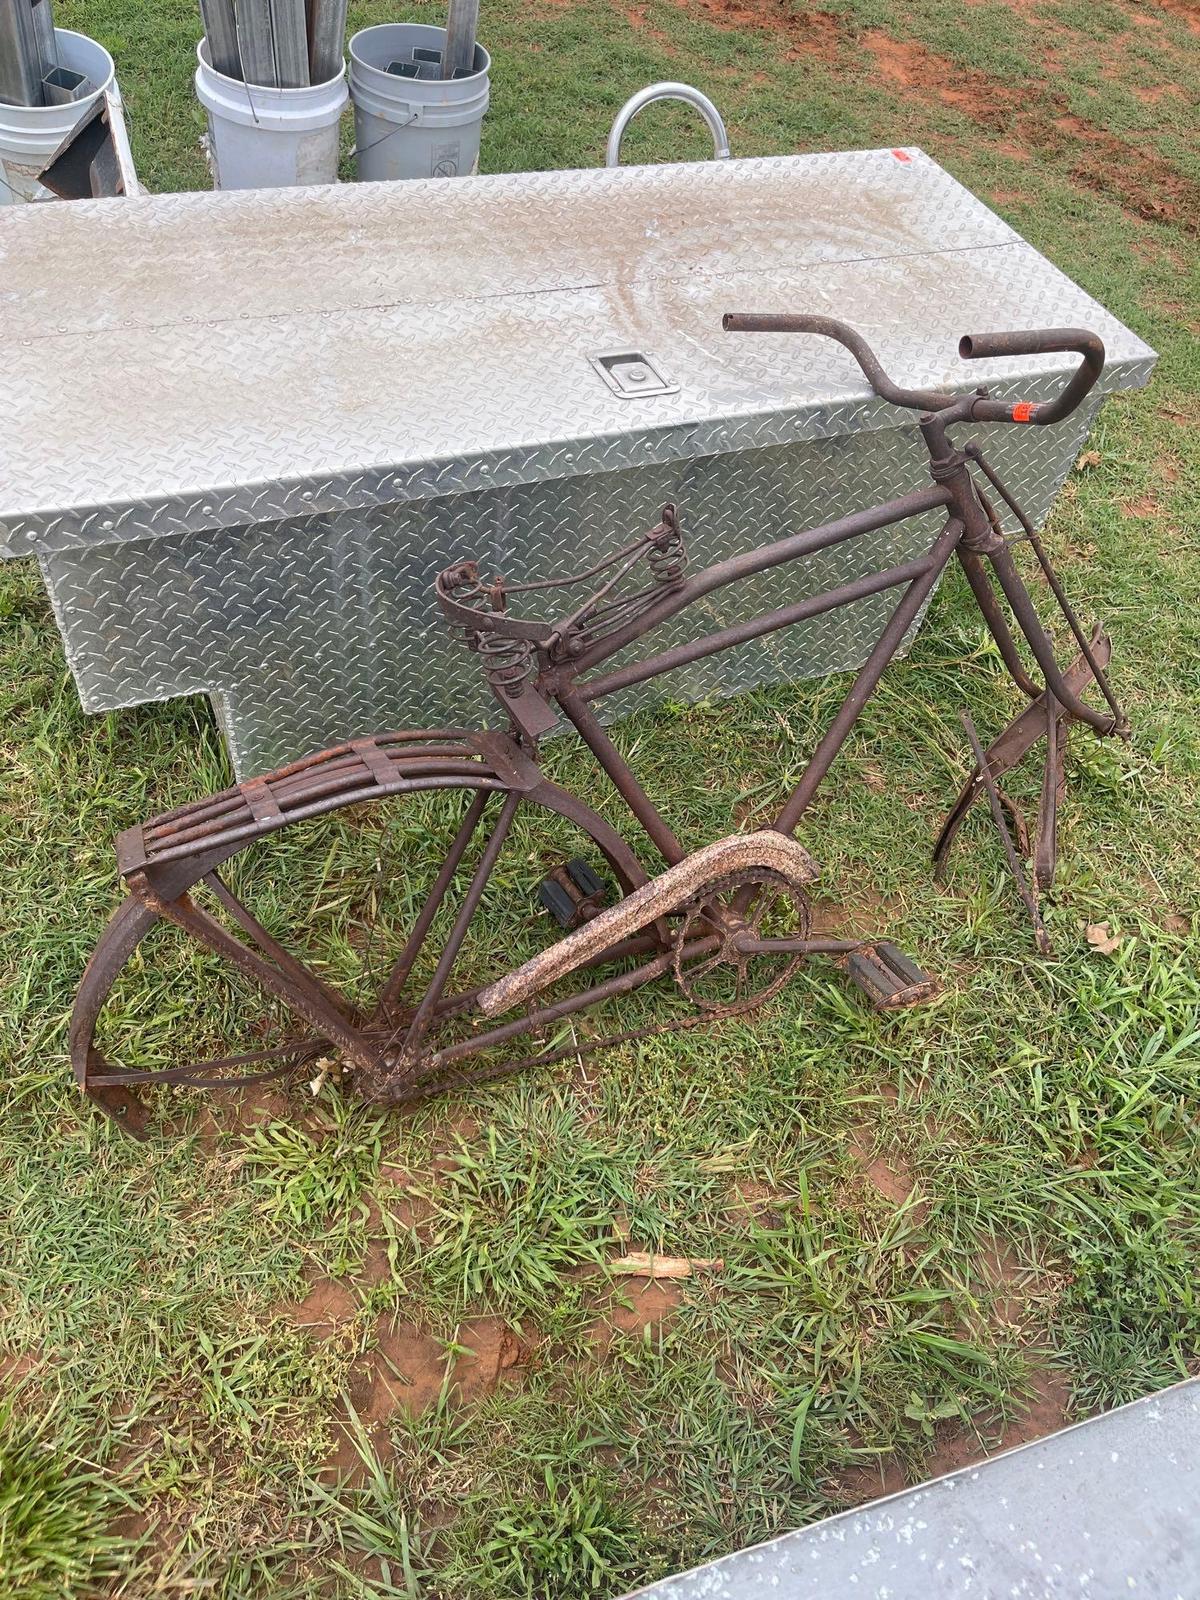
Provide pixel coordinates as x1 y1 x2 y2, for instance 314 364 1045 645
721 312 1105 427
957 329 1105 425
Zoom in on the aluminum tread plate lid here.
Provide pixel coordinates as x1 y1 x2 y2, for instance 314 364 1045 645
0 146 1154 559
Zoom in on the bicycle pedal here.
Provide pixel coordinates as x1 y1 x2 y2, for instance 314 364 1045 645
537 859 610 930
845 942 939 1010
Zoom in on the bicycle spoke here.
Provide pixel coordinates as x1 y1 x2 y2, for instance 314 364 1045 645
86 1037 324 1089
203 870 351 1017
399 791 522 1058
150 888 379 1071
374 789 490 1019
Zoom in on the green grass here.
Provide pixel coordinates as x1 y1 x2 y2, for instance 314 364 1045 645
0 1394 129 1599
1 0 1198 1592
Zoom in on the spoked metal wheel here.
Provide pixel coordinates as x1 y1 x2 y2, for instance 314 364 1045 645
671 866 812 1016
71 732 647 1136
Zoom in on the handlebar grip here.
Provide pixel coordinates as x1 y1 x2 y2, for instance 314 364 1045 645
959 328 1105 426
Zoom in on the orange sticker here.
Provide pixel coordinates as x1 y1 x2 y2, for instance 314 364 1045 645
891 149 912 162
1012 401 1036 423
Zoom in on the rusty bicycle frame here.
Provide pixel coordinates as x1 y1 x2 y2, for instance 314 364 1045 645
72 314 1128 1137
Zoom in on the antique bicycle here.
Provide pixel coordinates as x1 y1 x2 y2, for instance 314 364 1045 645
72 314 1127 1137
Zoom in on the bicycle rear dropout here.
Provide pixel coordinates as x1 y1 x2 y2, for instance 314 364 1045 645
72 314 1127 1136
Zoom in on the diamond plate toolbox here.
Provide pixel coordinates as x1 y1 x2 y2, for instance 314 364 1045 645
0 147 1155 777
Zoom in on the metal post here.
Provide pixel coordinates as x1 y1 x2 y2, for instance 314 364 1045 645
233 0 276 86
199 0 242 79
40 65 88 104
30 0 55 74
305 0 346 83
0 0 44 107
442 0 478 78
269 0 308 85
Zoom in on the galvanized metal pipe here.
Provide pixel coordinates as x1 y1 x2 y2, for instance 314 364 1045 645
0 0 44 107
269 0 308 86
30 0 54 73
606 81 730 166
40 64 87 104
233 0 276 86
442 0 478 78
199 0 242 78
305 0 346 82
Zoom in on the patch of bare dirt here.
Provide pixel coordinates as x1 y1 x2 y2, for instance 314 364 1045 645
830 1453 909 1505
927 1365 1072 1478
811 886 904 938
322 1314 537 1482
862 32 1026 129
852 28 1197 234
1042 110 1200 230
590 1278 683 1350
1130 80 1181 103
167 1079 313 1147
290 1278 359 1337
978 1236 1028 1330
1120 493 1163 518
0 1349 37 1386
453 1316 537 1396
828 1363 1071 1508
659 0 844 58
848 1125 928 1219
1142 0 1200 35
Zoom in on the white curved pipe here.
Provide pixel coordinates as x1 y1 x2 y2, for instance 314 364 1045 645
605 81 730 168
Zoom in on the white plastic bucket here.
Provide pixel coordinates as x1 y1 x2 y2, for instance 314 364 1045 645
194 39 348 191
0 29 115 205
348 24 489 184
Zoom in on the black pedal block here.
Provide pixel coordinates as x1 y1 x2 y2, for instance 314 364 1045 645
845 942 939 1011
538 877 579 928
565 857 605 898
537 859 610 930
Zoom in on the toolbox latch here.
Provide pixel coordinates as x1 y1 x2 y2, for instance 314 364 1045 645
589 350 680 399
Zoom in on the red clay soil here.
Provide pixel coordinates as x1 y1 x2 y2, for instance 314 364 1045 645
848 1123 931 1222
652 0 845 57
833 1365 1071 1505
857 26 1198 230
862 30 1025 128
0 1348 37 1385
615 0 1200 236
829 1230 1071 1505
321 1313 537 1481
1142 0 1200 34
290 1278 359 1337
589 1277 684 1350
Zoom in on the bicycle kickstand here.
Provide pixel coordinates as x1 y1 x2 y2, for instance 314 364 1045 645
955 709 1053 957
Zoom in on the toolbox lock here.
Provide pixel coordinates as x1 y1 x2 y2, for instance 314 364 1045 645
589 350 680 400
